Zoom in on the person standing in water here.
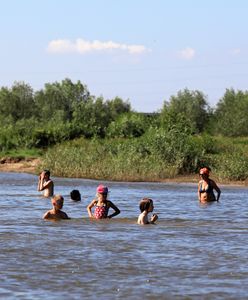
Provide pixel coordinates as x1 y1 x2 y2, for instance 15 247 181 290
37 170 54 198
137 198 158 225
87 185 120 219
198 167 221 203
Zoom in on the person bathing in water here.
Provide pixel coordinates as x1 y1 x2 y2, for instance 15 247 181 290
137 198 158 225
43 195 70 220
37 170 54 198
198 167 221 203
87 185 120 219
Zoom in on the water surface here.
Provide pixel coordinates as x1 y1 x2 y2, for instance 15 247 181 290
0 172 248 299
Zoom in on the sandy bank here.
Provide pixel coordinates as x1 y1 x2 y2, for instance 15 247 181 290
0 157 40 174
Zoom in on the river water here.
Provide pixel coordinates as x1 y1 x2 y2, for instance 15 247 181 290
0 172 248 299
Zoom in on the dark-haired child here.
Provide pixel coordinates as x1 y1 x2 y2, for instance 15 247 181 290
37 170 54 198
137 198 158 225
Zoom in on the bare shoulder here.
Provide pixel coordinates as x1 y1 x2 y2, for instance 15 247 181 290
43 211 51 219
61 211 70 219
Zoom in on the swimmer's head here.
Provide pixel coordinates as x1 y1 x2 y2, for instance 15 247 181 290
43 170 50 178
139 198 154 213
52 195 64 209
199 167 210 176
96 185 108 195
70 190 81 201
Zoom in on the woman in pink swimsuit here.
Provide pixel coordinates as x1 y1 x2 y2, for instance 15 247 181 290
87 185 120 219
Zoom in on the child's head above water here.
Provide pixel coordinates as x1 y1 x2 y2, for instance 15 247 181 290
43 169 50 177
139 198 154 212
52 194 64 209
97 184 108 195
70 189 81 201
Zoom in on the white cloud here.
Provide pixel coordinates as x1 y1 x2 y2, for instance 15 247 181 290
230 48 241 55
178 47 196 60
47 38 149 55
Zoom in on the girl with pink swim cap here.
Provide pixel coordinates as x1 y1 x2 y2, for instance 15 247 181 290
87 185 120 219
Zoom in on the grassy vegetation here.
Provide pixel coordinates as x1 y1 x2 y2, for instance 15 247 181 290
0 148 42 159
38 135 248 182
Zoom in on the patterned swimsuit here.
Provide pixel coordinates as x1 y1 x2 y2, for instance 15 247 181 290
94 204 109 219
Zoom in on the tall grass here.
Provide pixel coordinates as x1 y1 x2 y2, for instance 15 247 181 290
39 133 248 182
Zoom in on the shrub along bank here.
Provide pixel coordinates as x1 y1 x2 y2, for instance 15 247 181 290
39 131 248 182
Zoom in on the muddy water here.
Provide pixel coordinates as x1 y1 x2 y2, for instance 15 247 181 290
0 172 248 299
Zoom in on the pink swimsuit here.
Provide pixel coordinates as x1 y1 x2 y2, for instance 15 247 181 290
94 205 109 219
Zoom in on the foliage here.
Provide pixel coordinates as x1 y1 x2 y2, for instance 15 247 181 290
106 112 148 138
160 89 210 134
1 79 248 182
213 89 248 136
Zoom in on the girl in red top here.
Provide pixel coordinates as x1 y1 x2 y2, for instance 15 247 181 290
87 185 120 219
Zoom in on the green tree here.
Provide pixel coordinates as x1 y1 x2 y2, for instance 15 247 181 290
213 89 248 136
160 89 210 133
34 78 90 122
0 82 35 121
106 112 146 138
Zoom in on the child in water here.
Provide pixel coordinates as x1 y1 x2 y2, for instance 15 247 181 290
70 189 81 201
87 185 120 219
43 195 70 220
37 170 54 198
137 198 158 225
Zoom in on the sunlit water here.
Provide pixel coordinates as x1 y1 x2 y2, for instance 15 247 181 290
0 172 248 299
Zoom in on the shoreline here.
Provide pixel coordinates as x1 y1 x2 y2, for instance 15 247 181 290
0 158 247 186
0 158 40 175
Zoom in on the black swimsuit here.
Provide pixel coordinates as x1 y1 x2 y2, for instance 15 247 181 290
199 181 216 201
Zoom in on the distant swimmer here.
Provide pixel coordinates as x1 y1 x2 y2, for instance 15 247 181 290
137 198 158 225
87 185 120 219
43 194 70 220
70 189 81 202
37 170 54 198
198 167 221 203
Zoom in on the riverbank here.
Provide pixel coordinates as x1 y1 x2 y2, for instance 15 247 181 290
0 157 247 186
0 157 40 174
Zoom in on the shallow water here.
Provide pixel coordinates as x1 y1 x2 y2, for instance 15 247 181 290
0 172 248 299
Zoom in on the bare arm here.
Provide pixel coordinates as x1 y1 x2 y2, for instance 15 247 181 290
137 211 149 225
211 180 221 201
107 201 120 219
197 181 202 201
87 200 97 218
37 173 43 191
38 180 53 191
150 214 158 224
43 211 51 219
137 212 146 225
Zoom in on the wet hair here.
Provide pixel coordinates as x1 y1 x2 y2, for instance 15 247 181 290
44 170 50 177
70 189 81 201
139 198 153 212
52 194 64 207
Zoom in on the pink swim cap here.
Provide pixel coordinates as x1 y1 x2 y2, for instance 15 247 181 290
97 184 108 194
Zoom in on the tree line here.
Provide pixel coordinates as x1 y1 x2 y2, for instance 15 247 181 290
1 78 248 152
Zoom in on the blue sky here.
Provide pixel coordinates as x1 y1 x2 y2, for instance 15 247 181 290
1 0 247 112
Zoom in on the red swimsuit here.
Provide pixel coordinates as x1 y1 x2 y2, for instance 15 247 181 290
94 205 109 219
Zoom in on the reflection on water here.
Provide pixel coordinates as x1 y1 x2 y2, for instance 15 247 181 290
1 172 248 299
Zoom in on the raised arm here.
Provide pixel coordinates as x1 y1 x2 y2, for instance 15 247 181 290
37 172 44 191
